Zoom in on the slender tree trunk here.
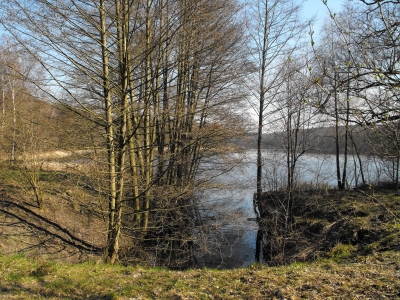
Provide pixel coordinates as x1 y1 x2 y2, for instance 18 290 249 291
1 76 5 141
341 66 351 190
255 0 269 217
142 0 153 234
349 132 366 186
286 103 292 231
396 151 399 190
100 0 119 264
334 71 343 189
10 83 16 163
254 1 270 263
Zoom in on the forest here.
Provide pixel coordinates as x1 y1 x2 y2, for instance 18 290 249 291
0 0 399 271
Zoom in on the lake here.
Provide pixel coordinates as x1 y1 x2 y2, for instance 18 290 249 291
195 149 392 268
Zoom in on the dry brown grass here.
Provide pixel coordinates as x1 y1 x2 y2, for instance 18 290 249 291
0 164 107 262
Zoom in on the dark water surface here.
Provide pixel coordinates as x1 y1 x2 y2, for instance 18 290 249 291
195 150 387 268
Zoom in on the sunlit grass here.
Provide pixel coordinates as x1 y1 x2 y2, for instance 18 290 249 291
1 252 399 299
1 164 400 299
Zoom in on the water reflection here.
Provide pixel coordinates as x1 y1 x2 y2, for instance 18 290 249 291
196 150 389 268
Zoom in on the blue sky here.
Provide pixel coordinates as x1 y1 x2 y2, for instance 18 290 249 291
303 0 346 19
303 0 346 35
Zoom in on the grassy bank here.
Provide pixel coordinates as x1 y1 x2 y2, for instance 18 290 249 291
1 164 400 299
0 252 399 299
258 187 400 265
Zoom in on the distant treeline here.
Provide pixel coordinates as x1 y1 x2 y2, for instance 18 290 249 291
238 126 381 155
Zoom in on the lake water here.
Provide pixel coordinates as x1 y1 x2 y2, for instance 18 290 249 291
195 149 392 269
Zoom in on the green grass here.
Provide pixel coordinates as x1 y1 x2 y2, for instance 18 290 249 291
0 252 399 299
329 243 357 262
1 162 400 299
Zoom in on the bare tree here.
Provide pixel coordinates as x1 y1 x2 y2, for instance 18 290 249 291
310 0 400 188
0 0 250 266
245 0 308 263
271 56 315 222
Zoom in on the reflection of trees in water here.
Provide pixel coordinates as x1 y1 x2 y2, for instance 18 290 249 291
196 150 394 267
196 154 257 268
261 150 388 190
196 196 256 268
